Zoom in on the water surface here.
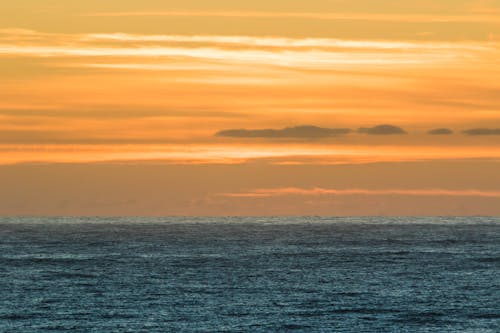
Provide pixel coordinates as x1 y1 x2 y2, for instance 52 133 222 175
1 217 499 332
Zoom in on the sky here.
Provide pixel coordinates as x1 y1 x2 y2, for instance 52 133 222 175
1 0 499 216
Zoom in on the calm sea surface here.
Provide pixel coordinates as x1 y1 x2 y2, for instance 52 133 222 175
0 217 499 332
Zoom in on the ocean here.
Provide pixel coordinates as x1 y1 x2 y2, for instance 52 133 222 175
0 217 499 332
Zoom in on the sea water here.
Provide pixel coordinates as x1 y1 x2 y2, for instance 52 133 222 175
0 217 499 332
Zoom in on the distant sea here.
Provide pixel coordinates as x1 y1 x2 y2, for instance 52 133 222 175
1 217 499 332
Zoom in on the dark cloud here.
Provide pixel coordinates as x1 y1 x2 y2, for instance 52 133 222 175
216 125 351 139
358 124 407 135
463 128 500 136
428 128 453 135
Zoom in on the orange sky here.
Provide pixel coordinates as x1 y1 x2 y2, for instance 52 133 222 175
1 0 499 215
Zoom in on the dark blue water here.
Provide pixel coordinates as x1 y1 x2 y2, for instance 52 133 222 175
0 217 499 332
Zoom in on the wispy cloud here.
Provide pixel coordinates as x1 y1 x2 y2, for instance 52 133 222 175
3 30 492 51
85 11 500 23
221 187 500 198
2 143 500 165
0 30 493 70
0 45 447 67
83 33 492 51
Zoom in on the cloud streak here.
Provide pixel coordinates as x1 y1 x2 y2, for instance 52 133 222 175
222 187 500 198
85 11 500 23
0 45 445 67
0 29 493 70
216 126 351 139
84 33 490 50
1 144 500 165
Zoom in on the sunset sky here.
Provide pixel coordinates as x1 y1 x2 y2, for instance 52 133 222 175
1 0 499 215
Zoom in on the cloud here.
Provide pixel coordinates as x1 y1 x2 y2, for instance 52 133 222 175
463 128 500 136
0 108 243 119
428 128 454 135
85 11 500 24
216 125 351 139
358 124 407 135
221 187 500 198
0 29 491 70
85 33 476 50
